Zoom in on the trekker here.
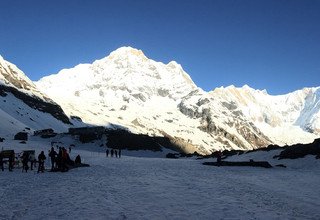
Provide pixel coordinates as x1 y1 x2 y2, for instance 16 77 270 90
75 155 81 165
111 149 114 157
29 153 35 170
106 149 109 157
115 150 118 158
0 153 4 171
21 152 29 173
57 147 62 170
8 152 14 171
49 147 57 171
216 150 222 166
61 147 69 172
37 151 46 173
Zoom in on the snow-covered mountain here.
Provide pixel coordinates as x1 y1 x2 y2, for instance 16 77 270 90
35 46 320 154
0 55 73 138
211 85 320 144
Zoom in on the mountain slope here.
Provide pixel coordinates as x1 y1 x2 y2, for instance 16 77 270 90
210 85 320 145
0 55 73 137
35 46 320 153
36 47 207 153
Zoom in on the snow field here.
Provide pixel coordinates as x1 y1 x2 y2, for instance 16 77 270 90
0 139 320 219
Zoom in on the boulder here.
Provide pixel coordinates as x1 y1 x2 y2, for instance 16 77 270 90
14 132 28 141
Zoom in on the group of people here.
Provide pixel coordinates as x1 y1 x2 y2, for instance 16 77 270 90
106 149 121 158
48 147 81 172
0 146 82 173
20 150 47 173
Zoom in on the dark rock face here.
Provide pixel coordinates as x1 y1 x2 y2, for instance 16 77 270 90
14 132 28 141
221 101 238 111
70 115 82 122
166 153 179 159
0 85 71 124
203 160 272 168
69 126 105 143
106 129 181 152
274 138 320 159
106 129 162 151
244 144 285 155
79 134 98 143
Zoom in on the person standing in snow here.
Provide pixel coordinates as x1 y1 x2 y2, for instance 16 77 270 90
106 149 109 157
119 149 121 158
8 152 14 171
61 147 69 172
37 151 46 173
216 150 222 166
21 151 29 173
49 147 57 171
29 153 35 170
75 154 81 165
115 149 118 158
111 149 114 157
57 147 62 170
0 152 4 171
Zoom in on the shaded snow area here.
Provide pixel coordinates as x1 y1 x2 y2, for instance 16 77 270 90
1 140 320 220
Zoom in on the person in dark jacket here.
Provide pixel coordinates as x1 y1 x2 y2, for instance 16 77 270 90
0 153 4 171
75 155 81 165
21 152 29 173
216 150 222 166
8 152 14 171
37 151 46 173
49 147 57 171
56 147 62 170
29 153 35 170
118 149 121 158
106 149 109 157
61 147 69 172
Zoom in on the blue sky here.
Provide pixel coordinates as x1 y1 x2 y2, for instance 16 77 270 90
0 0 319 95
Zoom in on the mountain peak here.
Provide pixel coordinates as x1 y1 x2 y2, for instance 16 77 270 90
108 46 147 60
167 61 182 69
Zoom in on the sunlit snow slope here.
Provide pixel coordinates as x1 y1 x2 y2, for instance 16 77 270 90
0 55 74 138
35 47 320 153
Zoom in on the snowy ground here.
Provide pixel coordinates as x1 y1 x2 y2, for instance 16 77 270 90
1 138 320 220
